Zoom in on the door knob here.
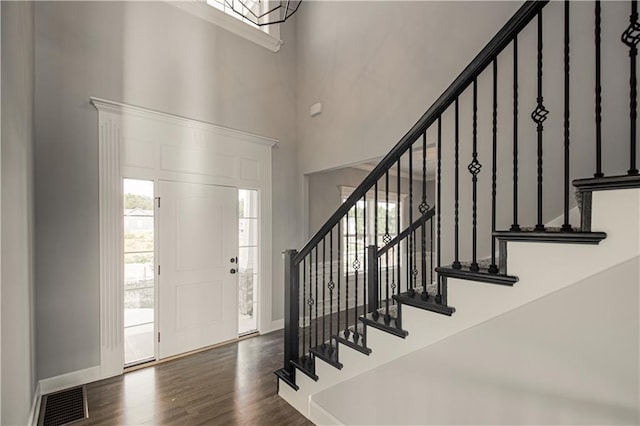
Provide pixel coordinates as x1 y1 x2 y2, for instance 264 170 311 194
230 268 237 274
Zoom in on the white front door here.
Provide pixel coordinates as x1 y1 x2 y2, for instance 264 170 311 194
158 180 238 359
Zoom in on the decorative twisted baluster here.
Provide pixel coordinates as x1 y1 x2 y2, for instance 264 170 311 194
321 237 326 348
561 1 574 232
352 204 360 343
595 0 604 178
314 246 318 348
302 257 307 358
337 221 341 341
511 36 521 231
453 99 461 269
328 229 334 350
396 158 401 296
436 116 443 304
344 211 350 339
489 58 499 274
384 172 390 315
532 11 548 232
469 78 482 272
407 144 415 297
622 0 640 175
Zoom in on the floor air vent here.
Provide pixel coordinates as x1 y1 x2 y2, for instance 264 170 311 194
39 386 88 426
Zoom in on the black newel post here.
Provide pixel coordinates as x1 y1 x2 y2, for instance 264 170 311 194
276 249 299 390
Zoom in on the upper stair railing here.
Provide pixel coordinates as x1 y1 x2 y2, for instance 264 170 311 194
276 0 640 390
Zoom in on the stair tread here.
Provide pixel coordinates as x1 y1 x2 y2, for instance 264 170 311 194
494 229 606 244
310 341 343 370
573 173 640 191
394 290 455 316
290 355 318 381
335 323 372 355
360 304 408 338
436 266 518 286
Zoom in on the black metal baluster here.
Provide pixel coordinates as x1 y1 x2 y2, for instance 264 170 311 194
430 217 434 288
469 78 482 272
337 221 341 340
344 211 350 339
595 0 604 178
307 254 313 368
329 229 334 349
302 257 306 358
622 0 640 175
453 99 461 269
396 158 401 296
362 193 367 326
562 1 574 232
532 11 548 232
408 145 415 297
436 116 443 303
511 36 521 231
384 172 391 315
315 246 319 348
322 236 326 348
420 131 429 300
412 230 418 290
353 204 360 343
421 215 427 300
490 58 499 274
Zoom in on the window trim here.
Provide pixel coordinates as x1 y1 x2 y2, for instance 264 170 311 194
168 1 283 52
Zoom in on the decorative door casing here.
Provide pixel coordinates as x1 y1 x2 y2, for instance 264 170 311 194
91 97 277 379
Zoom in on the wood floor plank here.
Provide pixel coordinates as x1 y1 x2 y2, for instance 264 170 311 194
77 330 312 425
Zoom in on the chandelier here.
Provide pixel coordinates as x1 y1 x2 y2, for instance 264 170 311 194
225 0 301 26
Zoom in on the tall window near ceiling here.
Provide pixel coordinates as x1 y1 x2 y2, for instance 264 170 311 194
238 189 259 335
123 179 155 366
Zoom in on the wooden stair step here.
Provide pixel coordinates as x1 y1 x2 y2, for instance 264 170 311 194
290 355 318 381
310 341 343 370
494 229 606 244
360 304 408 338
436 266 518 286
335 323 372 355
394 290 455 316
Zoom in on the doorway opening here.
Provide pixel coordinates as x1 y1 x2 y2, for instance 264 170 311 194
123 178 156 366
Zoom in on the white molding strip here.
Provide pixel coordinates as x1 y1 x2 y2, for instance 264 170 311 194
97 114 125 380
39 366 102 396
27 383 41 426
90 98 278 148
167 1 283 53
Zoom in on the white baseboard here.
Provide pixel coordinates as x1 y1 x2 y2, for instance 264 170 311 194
27 382 41 426
39 365 102 396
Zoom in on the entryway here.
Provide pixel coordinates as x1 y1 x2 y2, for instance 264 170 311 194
93 98 276 378
124 179 263 365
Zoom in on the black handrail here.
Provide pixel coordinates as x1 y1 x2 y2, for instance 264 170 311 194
293 0 548 265
378 207 435 257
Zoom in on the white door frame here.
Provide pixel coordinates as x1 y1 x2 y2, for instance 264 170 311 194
91 97 277 379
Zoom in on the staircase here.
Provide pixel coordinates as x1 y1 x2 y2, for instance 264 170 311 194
276 1 640 424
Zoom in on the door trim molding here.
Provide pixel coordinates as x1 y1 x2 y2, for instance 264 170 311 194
91 97 277 379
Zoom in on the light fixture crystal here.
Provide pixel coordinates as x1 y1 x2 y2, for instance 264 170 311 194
225 0 301 26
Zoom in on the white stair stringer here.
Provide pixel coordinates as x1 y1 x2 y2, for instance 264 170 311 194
278 188 640 423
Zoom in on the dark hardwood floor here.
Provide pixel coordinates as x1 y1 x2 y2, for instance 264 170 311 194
78 330 312 425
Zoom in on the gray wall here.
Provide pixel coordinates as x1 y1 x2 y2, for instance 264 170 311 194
1 1 37 424
315 256 640 424
34 1 298 380
294 1 522 175
295 1 636 267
